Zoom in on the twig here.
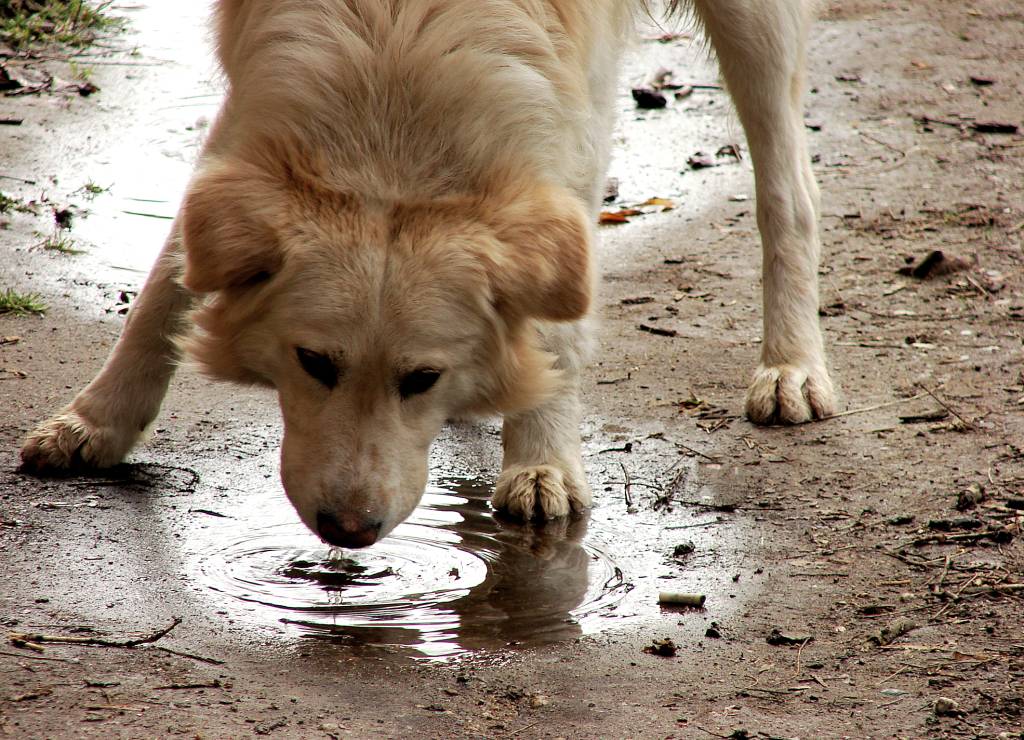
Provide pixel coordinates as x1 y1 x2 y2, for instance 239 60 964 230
0 649 72 662
695 727 731 739
915 115 967 130
507 721 541 737
154 646 225 665
794 637 811 676
859 131 907 158
9 618 182 649
914 384 974 429
963 274 993 299
932 553 954 593
675 442 721 463
619 462 635 512
878 665 912 686
818 393 927 422
882 549 933 570
960 583 1024 596
154 680 223 690
739 686 809 695
0 174 38 184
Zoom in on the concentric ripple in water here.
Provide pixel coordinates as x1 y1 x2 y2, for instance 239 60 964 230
198 480 628 658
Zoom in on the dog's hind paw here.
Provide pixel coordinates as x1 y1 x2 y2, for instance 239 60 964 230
20 410 136 472
745 363 837 425
493 463 592 521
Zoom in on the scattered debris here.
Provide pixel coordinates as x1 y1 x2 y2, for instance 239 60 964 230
933 697 965 717
686 152 716 169
659 592 706 608
154 679 224 690
621 296 654 305
869 617 917 646
954 483 987 511
599 207 642 224
639 196 675 210
887 514 915 526
638 323 677 338
971 121 1018 134
766 628 813 647
0 64 24 91
631 87 667 109
672 541 695 559
52 205 76 229
643 638 678 657
715 144 742 161
529 694 550 709
8 618 182 650
898 409 949 424
819 300 846 317
9 688 52 702
599 197 675 225
898 250 974 279
603 177 619 203
927 517 983 532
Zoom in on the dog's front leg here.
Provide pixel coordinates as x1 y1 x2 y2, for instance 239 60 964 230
20 226 191 470
694 0 837 424
493 321 592 520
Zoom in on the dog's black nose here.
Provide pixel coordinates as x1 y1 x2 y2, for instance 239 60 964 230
315 510 381 549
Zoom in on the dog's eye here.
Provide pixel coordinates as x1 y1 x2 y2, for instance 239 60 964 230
296 348 338 389
398 369 441 399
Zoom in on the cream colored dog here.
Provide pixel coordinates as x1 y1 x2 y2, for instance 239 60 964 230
21 0 835 548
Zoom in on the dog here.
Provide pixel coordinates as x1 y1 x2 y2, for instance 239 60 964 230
20 0 836 548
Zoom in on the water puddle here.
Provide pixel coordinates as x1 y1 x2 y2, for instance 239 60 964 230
196 479 629 659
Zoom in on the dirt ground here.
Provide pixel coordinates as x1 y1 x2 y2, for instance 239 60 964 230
2 1 1023 738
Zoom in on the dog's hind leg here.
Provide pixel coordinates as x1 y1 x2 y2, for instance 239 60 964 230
492 321 593 520
691 0 837 423
20 226 191 470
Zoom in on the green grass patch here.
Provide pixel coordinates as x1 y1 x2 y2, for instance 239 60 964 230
0 288 47 315
0 191 37 215
1 1 121 49
40 230 83 254
75 180 109 199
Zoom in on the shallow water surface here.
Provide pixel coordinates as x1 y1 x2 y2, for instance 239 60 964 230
197 479 629 659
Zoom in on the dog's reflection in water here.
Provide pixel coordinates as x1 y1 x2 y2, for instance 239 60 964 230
453 510 592 650
289 485 595 658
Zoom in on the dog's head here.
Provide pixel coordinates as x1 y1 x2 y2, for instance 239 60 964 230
178 157 592 547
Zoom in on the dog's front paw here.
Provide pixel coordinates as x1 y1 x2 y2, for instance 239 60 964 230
20 409 138 472
493 463 592 521
745 364 836 425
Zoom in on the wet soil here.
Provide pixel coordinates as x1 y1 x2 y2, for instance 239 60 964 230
2 1 1023 738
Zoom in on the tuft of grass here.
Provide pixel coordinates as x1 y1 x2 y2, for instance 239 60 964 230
68 59 93 81
40 230 84 254
0 191 37 215
76 180 109 199
0 288 47 316
1 1 121 49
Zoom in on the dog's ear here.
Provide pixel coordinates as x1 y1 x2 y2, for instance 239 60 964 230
180 159 284 293
485 184 593 322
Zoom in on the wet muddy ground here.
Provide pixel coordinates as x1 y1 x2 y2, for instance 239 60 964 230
2 1 1023 737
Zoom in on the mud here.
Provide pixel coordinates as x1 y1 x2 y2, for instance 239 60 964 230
2 1 1023 738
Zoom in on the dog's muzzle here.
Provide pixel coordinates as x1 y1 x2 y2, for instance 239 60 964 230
315 510 382 549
